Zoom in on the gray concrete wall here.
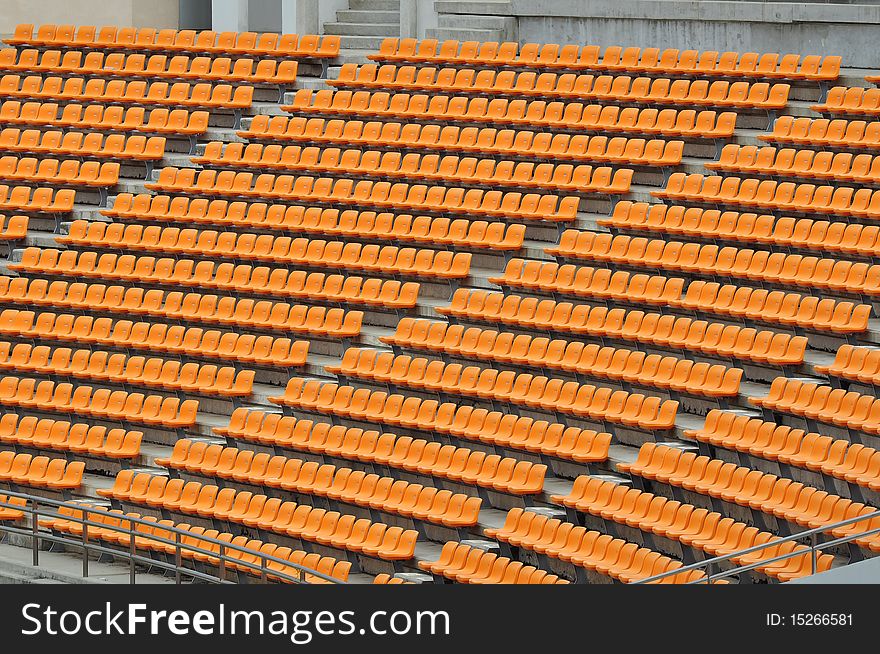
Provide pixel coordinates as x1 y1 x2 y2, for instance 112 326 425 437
248 0 283 31
0 0 181 31
434 0 880 69
318 0 349 30
789 555 880 583
179 0 212 29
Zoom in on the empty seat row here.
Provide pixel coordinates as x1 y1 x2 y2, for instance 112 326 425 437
53 231 421 311
551 478 833 581
491 257 684 305
0 309 310 369
686 409 879 491
148 166 581 223
241 116 684 167
750 377 880 437
7 25 340 59
484 509 714 584
420 541 569 584
325 344 742 401
43 505 350 584
815 344 880 387
193 142 634 196
0 451 83 489
45 227 471 280
620 443 880 551
548 230 880 297
103 194 526 252
372 574 407 584
0 276 364 339
370 38 839 82
0 75 253 110
0 156 118 188
0 184 73 214
285 89 737 140
0 215 27 241
0 101 208 136
0 128 164 164
0 493 26 520
99 472 417 561
656 172 880 219
707 144 880 184
158 439 484 524
0 413 141 459
0 375 198 430
331 64 790 111
387 313 806 370
0 341 254 399
219 404 610 467
673 280 870 335
488 259 873 334
0 49 298 87
271 376 679 432
812 87 880 117
761 116 880 151
600 201 880 259
171 428 547 500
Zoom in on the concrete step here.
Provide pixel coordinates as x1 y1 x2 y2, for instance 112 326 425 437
323 21 400 37
425 28 505 41
434 0 513 12
294 76 333 91
349 0 400 9
437 14 509 29
332 34 390 51
0 542 176 584
336 9 400 24
329 48 381 65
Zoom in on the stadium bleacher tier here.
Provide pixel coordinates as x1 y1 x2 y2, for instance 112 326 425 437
0 24 876 584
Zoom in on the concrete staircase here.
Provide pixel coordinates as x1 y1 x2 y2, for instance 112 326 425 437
323 0 400 66
428 0 516 42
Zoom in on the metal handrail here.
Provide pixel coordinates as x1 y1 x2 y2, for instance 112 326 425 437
634 507 880 584
0 489 345 584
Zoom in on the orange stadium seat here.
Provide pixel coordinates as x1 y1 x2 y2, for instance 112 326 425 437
270 375 678 432
0 452 84 490
98 472 416 561
368 38 839 83
546 228 880 297
0 414 142 459
0 23 875 589
101 193 526 252
550 478 834 581
0 308 310 369
7 25 340 59
331 345 742 399
240 115 685 168
284 89 738 140
330 63 790 111
192 141 634 196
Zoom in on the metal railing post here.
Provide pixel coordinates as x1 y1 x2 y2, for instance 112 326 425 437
31 498 39 567
810 532 818 575
129 522 136 584
83 517 89 579
634 507 880 584
0 490 344 586
82 516 89 579
174 531 182 585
